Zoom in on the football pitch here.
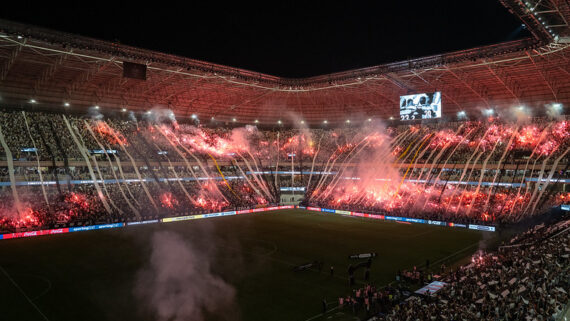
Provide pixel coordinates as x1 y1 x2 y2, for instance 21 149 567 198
0 209 487 321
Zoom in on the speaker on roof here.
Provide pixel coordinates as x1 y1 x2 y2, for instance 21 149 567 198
123 61 147 80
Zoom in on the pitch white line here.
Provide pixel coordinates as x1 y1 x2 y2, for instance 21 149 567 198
0 265 51 321
429 241 479 267
303 305 341 321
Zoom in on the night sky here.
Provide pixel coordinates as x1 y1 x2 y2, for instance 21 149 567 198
1 1 529 78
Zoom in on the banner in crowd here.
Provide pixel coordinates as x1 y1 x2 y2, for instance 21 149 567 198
415 281 447 296
0 227 69 239
469 224 496 232
526 178 570 184
280 187 306 191
126 220 159 226
348 253 377 259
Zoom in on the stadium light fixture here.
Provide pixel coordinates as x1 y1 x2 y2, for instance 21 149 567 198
64 102 70 107
389 116 394 120
323 120 328 124
94 105 100 110
232 118 237 122
191 114 197 119
277 120 282 124
121 108 127 112
29 99 37 104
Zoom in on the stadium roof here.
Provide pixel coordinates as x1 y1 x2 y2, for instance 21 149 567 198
0 0 569 125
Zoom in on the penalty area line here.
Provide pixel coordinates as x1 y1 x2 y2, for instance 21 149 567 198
0 265 51 321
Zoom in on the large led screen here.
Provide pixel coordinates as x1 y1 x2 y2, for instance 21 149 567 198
399 92 441 120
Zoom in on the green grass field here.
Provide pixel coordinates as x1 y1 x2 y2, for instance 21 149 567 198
0 209 488 321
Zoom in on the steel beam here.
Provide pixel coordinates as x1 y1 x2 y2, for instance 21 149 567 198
0 41 23 81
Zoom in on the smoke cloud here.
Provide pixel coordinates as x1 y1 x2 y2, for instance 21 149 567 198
87 106 104 120
498 105 532 123
134 231 237 321
308 122 404 208
144 107 177 124
128 111 138 122
545 103 564 119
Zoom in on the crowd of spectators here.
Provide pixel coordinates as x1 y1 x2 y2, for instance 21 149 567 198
0 109 568 230
386 218 569 320
332 214 570 321
337 283 406 317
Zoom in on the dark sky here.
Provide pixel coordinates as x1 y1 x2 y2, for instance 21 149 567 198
1 1 529 78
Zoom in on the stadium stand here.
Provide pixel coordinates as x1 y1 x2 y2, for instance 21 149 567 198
0 109 567 232
371 213 570 321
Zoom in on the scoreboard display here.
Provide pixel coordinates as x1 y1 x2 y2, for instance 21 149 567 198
399 92 441 121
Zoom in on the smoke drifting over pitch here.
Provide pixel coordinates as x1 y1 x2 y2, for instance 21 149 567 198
134 231 237 321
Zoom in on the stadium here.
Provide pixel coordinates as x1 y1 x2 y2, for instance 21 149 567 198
0 1 569 320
